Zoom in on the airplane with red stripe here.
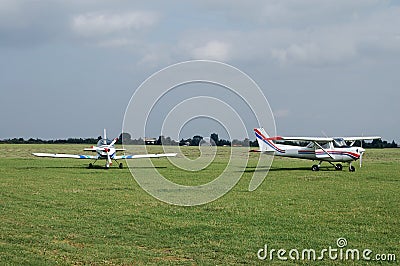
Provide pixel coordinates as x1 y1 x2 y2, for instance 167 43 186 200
254 128 380 171
33 129 177 169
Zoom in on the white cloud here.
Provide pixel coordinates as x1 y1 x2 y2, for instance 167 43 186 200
71 11 159 37
271 39 358 66
190 40 231 61
190 0 400 67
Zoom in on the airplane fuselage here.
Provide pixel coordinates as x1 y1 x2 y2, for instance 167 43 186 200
96 144 116 159
266 143 361 163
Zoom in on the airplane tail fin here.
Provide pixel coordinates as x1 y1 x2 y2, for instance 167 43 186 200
103 129 107 145
254 128 273 152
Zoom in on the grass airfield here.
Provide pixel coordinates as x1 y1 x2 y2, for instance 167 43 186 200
0 144 399 265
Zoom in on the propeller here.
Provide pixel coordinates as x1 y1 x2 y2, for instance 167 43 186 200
104 138 118 167
360 133 363 168
107 153 112 167
109 137 118 147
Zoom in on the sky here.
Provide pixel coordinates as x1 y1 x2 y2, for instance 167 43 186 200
0 0 399 142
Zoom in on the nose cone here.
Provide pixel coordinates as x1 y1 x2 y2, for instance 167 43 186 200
356 147 365 155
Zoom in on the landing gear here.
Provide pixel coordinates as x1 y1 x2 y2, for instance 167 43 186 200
312 161 322 171
87 159 123 169
311 164 320 171
311 161 357 172
335 164 343 171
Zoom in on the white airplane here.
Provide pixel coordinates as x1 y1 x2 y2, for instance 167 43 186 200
254 128 380 172
33 129 177 169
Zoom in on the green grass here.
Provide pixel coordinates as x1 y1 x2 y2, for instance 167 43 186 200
0 144 399 265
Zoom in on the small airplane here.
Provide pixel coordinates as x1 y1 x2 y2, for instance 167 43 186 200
253 128 380 171
33 129 177 169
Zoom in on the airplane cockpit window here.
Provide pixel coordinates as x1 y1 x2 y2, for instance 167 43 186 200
97 139 113 146
333 138 348 148
320 142 331 149
306 142 332 149
306 142 315 148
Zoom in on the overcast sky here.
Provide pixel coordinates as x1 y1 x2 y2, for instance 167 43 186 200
0 0 399 142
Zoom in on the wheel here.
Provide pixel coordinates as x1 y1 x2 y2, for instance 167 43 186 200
349 165 355 172
311 165 320 171
335 164 343 171
88 163 93 169
119 163 123 169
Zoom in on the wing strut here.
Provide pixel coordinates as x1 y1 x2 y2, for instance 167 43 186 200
313 141 334 159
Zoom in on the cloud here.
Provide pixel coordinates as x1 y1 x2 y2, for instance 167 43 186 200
271 40 358 66
188 0 400 67
190 40 232 61
71 11 159 37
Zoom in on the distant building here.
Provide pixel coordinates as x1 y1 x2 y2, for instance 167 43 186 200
144 138 157 145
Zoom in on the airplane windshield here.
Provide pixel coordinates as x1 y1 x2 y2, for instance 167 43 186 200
333 138 348 148
97 139 113 146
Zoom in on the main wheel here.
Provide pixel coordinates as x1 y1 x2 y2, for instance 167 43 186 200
335 164 343 171
349 165 355 172
88 163 93 169
119 163 123 169
311 165 320 171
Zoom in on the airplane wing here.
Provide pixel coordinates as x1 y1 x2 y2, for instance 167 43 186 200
32 153 98 159
277 136 381 142
341 136 381 141
278 136 334 142
114 153 177 159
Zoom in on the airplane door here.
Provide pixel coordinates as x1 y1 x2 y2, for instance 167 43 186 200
315 149 331 159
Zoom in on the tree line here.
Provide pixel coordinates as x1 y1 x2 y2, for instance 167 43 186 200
0 133 397 148
120 132 256 147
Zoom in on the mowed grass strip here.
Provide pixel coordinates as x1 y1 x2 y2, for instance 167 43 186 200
0 144 399 265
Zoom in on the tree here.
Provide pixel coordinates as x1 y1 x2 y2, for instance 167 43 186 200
243 138 250 147
391 140 398 148
156 136 165 145
118 132 132 144
218 139 231 146
191 135 203 146
210 133 219 146
179 138 191 146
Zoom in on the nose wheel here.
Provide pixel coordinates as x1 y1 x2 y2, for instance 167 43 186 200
311 164 320 171
119 163 123 169
349 165 355 172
